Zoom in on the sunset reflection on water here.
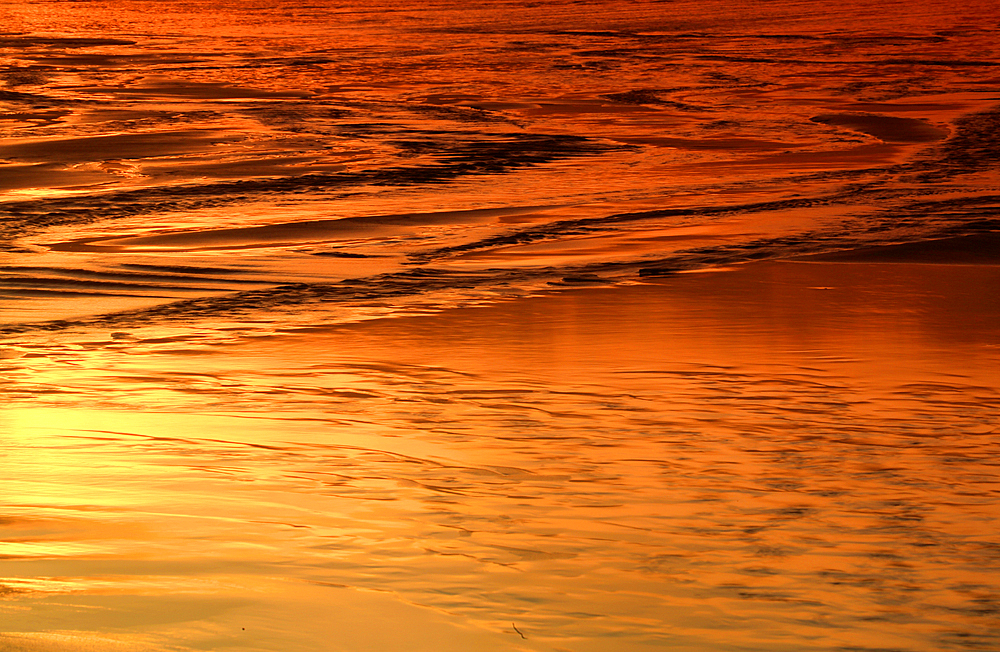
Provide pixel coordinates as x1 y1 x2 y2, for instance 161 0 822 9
3 0 1000 649
3 262 998 651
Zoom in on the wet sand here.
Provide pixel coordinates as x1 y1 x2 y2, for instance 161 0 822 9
2 256 998 652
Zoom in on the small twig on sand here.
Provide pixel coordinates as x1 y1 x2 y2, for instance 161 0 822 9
512 623 526 639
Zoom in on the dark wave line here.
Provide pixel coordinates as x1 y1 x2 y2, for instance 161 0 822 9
0 289 174 299
696 55 1000 66
1 198 993 338
0 36 136 48
909 105 1000 181
0 133 624 242
0 265 264 284
410 104 1000 262
0 275 235 292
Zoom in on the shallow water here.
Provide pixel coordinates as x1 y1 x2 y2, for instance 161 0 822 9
3 262 1000 651
2 0 999 330
2 1 1000 650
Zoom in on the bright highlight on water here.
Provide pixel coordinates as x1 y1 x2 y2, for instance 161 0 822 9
1 1 999 650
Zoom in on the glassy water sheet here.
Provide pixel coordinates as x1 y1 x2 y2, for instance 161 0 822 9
1 262 999 652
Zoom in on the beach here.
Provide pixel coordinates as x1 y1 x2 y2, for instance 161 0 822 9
2 0 1000 649
3 256 999 651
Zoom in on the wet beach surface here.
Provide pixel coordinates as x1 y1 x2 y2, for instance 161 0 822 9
3 260 999 651
2 0 1000 650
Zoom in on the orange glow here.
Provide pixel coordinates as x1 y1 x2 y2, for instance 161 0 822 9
2 0 1000 649
3 262 999 650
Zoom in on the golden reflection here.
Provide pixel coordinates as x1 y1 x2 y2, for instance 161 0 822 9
3 261 999 650
3 0 1000 649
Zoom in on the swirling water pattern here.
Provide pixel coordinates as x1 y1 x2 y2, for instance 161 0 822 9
1 1 999 650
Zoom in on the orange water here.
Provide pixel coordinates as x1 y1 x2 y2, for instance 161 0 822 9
3 1 1000 649
3 262 999 651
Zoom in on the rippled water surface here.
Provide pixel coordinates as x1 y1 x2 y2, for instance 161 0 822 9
1 1 999 650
